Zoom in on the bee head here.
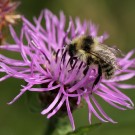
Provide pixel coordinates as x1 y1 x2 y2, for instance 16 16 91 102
81 35 94 53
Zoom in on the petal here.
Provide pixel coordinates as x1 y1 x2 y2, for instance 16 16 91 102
8 83 33 105
84 95 108 122
66 97 75 130
47 96 66 118
115 83 135 89
41 90 62 115
29 84 60 92
91 96 116 123
0 75 11 81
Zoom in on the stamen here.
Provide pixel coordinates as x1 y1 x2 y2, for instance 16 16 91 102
71 58 78 69
83 66 89 75
66 57 72 67
78 62 84 70
68 57 78 71
76 61 84 74
55 49 60 62
61 49 67 64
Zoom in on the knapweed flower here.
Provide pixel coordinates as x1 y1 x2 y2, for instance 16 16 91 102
0 0 21 44
0 9 135 130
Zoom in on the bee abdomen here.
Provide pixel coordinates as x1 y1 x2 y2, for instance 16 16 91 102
100 62 115 79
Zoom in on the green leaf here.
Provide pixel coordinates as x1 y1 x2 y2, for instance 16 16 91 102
26 91 42 113
66 123 102 135
51 119 72 135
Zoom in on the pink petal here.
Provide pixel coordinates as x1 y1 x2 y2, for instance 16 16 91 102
41 91 62 115
47 96 66 118
66 97 75 130
8 84 33 105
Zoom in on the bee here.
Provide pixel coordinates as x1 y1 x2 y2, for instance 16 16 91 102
67 35 121 88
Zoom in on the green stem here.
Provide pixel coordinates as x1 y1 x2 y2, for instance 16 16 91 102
44 117 59 135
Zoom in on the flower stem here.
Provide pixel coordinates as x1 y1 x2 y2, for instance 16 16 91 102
44 117 59 135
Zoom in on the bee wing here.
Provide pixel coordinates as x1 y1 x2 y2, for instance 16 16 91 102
91 44 120 69
100 44 124 57
90 51 115 64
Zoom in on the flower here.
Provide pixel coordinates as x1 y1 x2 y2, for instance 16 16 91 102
0 9 135 130
0 0 21 44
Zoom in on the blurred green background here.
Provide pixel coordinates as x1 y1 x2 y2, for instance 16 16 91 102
0 0 135 135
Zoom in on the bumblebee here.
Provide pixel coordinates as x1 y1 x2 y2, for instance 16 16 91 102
67 35 120 87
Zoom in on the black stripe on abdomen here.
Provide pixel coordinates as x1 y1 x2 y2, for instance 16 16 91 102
101 62 114 79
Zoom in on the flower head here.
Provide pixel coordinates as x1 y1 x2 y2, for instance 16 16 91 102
0 0 21 44
0 9 135 130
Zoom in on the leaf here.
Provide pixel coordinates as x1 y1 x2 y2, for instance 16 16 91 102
52 119 72 135
26 91 42 113
66 123 102 135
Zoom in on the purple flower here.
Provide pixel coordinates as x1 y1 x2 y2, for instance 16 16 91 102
0 0 21 44
0 9 135 130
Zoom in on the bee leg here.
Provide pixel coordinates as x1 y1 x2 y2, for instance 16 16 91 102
83 56 93 75
92 65 102 88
